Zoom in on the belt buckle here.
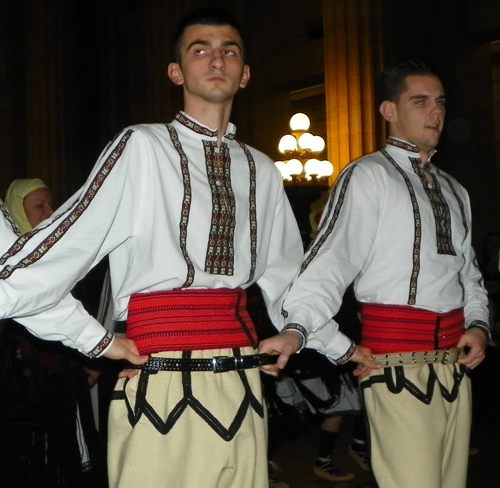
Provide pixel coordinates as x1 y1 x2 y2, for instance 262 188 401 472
212 356 227 373
211 355 250 373
212 356 243 373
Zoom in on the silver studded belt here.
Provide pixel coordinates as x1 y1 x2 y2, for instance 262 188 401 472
129 354 279 374
371 347 464 367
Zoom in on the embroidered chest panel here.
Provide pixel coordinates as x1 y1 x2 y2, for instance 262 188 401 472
203 141 236 276
410 157 456 256
167 126 258 283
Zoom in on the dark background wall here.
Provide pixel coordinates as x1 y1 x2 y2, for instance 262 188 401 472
1 0 500 252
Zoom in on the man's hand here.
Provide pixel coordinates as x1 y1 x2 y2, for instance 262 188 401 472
351 345 382 379
256 331 302 376
102 336 148 364
457 328 488 369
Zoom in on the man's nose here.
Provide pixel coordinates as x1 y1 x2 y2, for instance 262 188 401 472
431 102 445 115
211 51 224 70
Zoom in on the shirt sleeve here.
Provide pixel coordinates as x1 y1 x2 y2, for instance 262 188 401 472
13 294 114 357
256 167 304 329
0 127 141 319
460 192 490 327
282 163 379 362
0 201 111 356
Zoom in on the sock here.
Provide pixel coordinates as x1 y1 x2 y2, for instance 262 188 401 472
318 429 338 459
352 415 367 443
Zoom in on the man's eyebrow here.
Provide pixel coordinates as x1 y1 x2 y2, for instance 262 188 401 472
408 94 446 101
186 39 242 52
221 41 242 51
186 39 210 51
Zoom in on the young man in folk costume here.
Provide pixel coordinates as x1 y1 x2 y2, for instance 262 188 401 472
259 59 490 488
0 8 303 488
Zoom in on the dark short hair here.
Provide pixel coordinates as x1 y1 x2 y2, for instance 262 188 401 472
171 7 245 63
379 58 442 103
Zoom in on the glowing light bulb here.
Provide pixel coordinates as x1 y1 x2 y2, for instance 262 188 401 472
289 113 310 131
278 134 297 153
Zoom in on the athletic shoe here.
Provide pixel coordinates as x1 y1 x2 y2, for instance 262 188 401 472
313 457 355 482
348 443 372 471
268 461 290 488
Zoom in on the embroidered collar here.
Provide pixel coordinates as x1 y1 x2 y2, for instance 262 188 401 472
386 137 420 153
386 136 436 168
174 111 236 140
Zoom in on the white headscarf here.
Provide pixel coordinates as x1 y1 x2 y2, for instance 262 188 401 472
5 178 48 234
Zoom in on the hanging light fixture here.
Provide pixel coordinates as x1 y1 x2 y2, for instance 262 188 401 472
275 113 334 184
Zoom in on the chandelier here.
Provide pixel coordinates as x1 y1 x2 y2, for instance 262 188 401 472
275 113 334 184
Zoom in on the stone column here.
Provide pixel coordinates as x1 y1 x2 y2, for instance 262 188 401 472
323 0 384 180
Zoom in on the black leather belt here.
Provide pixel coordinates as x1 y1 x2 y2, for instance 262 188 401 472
129 354 279 374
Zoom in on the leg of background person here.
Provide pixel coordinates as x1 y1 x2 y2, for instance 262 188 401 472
348 414 371 471
313 415 355 482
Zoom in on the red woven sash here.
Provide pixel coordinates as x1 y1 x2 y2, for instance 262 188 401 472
360 303 464 354
126 288 257 355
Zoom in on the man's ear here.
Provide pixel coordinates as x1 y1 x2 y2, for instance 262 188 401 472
239 65 250 89
379 100 397 123
168 63 184 86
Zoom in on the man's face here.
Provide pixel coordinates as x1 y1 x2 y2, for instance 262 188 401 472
168 24 250 106
383 75 446 157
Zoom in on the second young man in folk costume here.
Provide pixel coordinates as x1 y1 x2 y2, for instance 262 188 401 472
260 59 489 488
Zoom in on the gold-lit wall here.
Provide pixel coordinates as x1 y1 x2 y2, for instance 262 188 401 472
323 0 383 179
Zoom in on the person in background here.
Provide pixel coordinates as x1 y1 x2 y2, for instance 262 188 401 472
479 231 500 331
0 178 107 488
259 58 489 488
0 8 303 488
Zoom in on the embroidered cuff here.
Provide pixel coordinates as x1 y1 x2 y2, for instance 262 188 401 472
87 330 114 358
282 323 307 350
466 321 491 342
336 341 357 365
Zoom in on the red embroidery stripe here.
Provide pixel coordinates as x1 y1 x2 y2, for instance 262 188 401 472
360 303 464 354
126 288 256 354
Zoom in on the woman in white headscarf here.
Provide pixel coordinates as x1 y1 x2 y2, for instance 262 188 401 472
4 178 53 233
0 179 107 488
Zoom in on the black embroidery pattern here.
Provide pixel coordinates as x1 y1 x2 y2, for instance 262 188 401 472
299 165 356 276
204 141 235 276
0 130 134 279
236 141 257 284
175 112 236 141
360 363 469 405
437 170 468 235
382 150 421 305
386 137 420 153
175 112 217 138
336 341 357 365
87 330 114 358
411 158 456 256
437 169 470 301
167 125 195 288
0 202 21 237
111 351 264 441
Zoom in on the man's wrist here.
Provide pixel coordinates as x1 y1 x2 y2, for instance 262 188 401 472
466 320 491 342
281 323 307 350
336 340 357 365
86 330 114 358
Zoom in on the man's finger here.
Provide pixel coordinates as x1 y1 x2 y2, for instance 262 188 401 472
118 368 140 379
260 364 281 377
